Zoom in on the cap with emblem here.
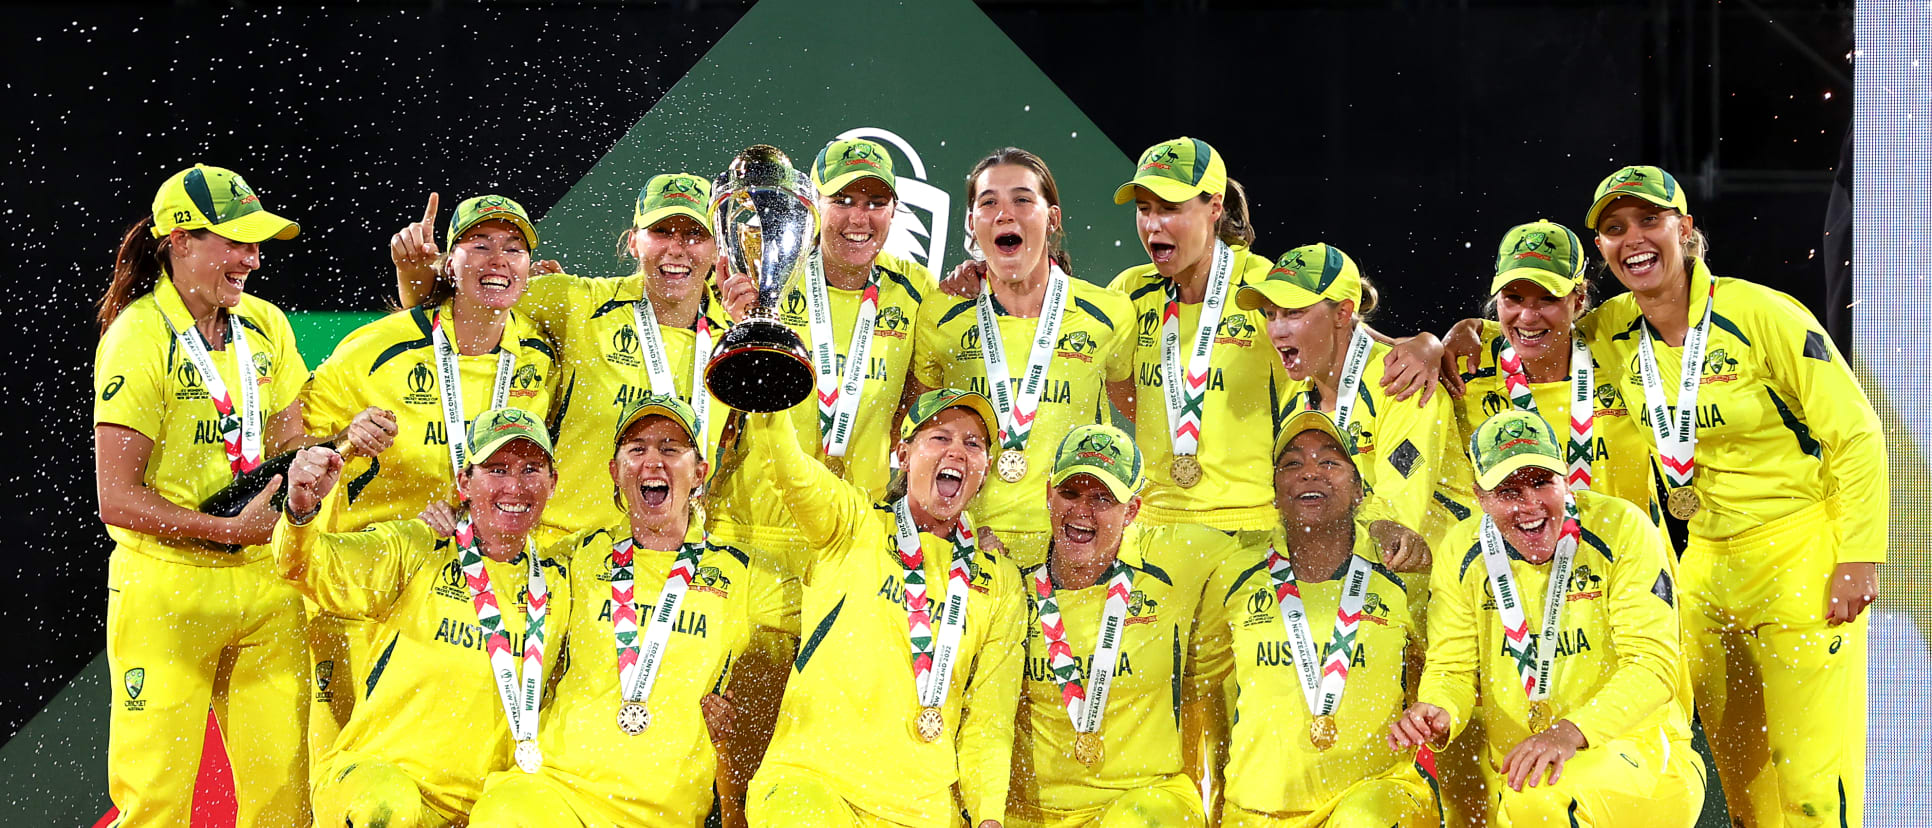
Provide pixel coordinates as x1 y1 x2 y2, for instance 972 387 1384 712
1584 165 1690 230
465 407 554 469
150 164 299 243
614 393 704 459
633 173 714 233
1112 137 1228 205
1273 408 1353 463
1469 409 1566 489
1235 243 1363 312
899 388 999 445
1050 423 1142 502
448 195 539 251
812 138 897 198
1491 220 1587 297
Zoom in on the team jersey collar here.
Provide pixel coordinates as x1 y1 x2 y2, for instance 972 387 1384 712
424 298 526 354
616 275 726 332
618 519 709 553
1269 521 1380 582
1681 257 1716 330
1039 539 1143 589
153 268 242 336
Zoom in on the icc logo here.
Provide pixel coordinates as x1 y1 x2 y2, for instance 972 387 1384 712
784 289 808 318
960 326 981 353
1482 391 1507 417
1247 591 1272 616
614 325 639 355
176 361 201 389
408 363 435 394
832 127 951 277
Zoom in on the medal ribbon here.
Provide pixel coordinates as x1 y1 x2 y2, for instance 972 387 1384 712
1159 241 1235 459
805 252 881 459
892 498 978 709
1325 326 1377 452
454 514 547 748
1029 561 1134 735
1495 334 1597 491
974 265 1071 453
632 298 714 450
165 313 261 474
610 535 706 708
430 310 516 481
1476 495 1582 704
1635 278 1717 491
1265 546 1371 717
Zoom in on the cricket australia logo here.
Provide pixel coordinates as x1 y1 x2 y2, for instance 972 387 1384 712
832 127 950 277
510 364 543 397
123 668 146 711
1124 589 1161 626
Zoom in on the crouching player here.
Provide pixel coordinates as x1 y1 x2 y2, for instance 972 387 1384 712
1006 424 1207 828
469 394 798 827
274 408 571 826
1198 410 1436 827
1390 410 1703 826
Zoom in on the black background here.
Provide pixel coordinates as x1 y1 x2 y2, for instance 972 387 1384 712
1 0 1851 743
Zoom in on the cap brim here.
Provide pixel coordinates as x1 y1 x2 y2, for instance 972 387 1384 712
615 402 702 456
1235 281 1327 312
905 393 1000 445
1475 453 1565 490
1489 269 1582 298
210 210 300 243
1049 467 1139 503
1112 177 1202 206
1274 409 1349 461
637 205 713 235
817 170 896 199
1584 191 1681 230
455 213 540 250
467 434 553 468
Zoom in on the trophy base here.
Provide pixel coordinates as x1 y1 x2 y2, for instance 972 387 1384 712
706 318 815 413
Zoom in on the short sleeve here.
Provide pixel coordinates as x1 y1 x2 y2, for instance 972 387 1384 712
94 314 167 439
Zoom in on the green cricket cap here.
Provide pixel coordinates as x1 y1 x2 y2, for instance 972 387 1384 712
899 388 998 445
1273 408 1351 462
812 138 897 198
1491 220 1587 297
1469 409 1566 489
614 393 704 459
1050 423 1143 502
1113 137 1228 205
1584 165 1690 230
633 173 714 233
466 407 554 468
1236 243 1363 312
448 194 539 251
149 164 299 243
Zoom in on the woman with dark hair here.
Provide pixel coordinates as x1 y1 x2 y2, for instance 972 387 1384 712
910 147 1136 569
93 163 312 826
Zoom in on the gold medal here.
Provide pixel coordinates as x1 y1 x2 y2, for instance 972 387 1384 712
997 449 1028 483
914 706 944 743
514 739 542 774
616 701 651 736
1073 731 1104 767
1308 714 1338 751
1528 700 1553 733
824 455 845 477
1171 454 1202 488
1666 487 1701 520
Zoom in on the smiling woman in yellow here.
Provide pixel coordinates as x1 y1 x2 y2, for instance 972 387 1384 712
93 163 313 827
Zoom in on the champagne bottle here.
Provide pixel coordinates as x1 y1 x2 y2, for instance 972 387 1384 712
198 449 299 517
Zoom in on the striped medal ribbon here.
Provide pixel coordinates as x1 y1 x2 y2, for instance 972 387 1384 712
974 264 1071 483
804 252 881 465
430 311 515 481
165 313 262 474
892 497 978 742
630 298 713 446
1158 241 1235 483
1495 333 1596 490
1476 494 1582 732
1029 560 1133 766
1634 278 1717 517
1264 545 1371 750
609 535 706 736
453 514 547 773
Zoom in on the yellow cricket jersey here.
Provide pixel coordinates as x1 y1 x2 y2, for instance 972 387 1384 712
271 509 572 820
1281 340 1476 543
93 273 308 566
1108 247 1281 531
745 410 1027 828
1592 260 1887 561
1011 534 1209 815
711 253 935 545
513 271 731 537
911 277 1135 544
1418 489 1691 758
302 300 557 532
536 524 797 825
1457 320 1657 520
1196 527 1419 815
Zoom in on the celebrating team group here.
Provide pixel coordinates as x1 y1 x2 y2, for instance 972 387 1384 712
91 133 1886 828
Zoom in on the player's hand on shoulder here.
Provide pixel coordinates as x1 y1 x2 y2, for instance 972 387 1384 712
418 501 461 538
